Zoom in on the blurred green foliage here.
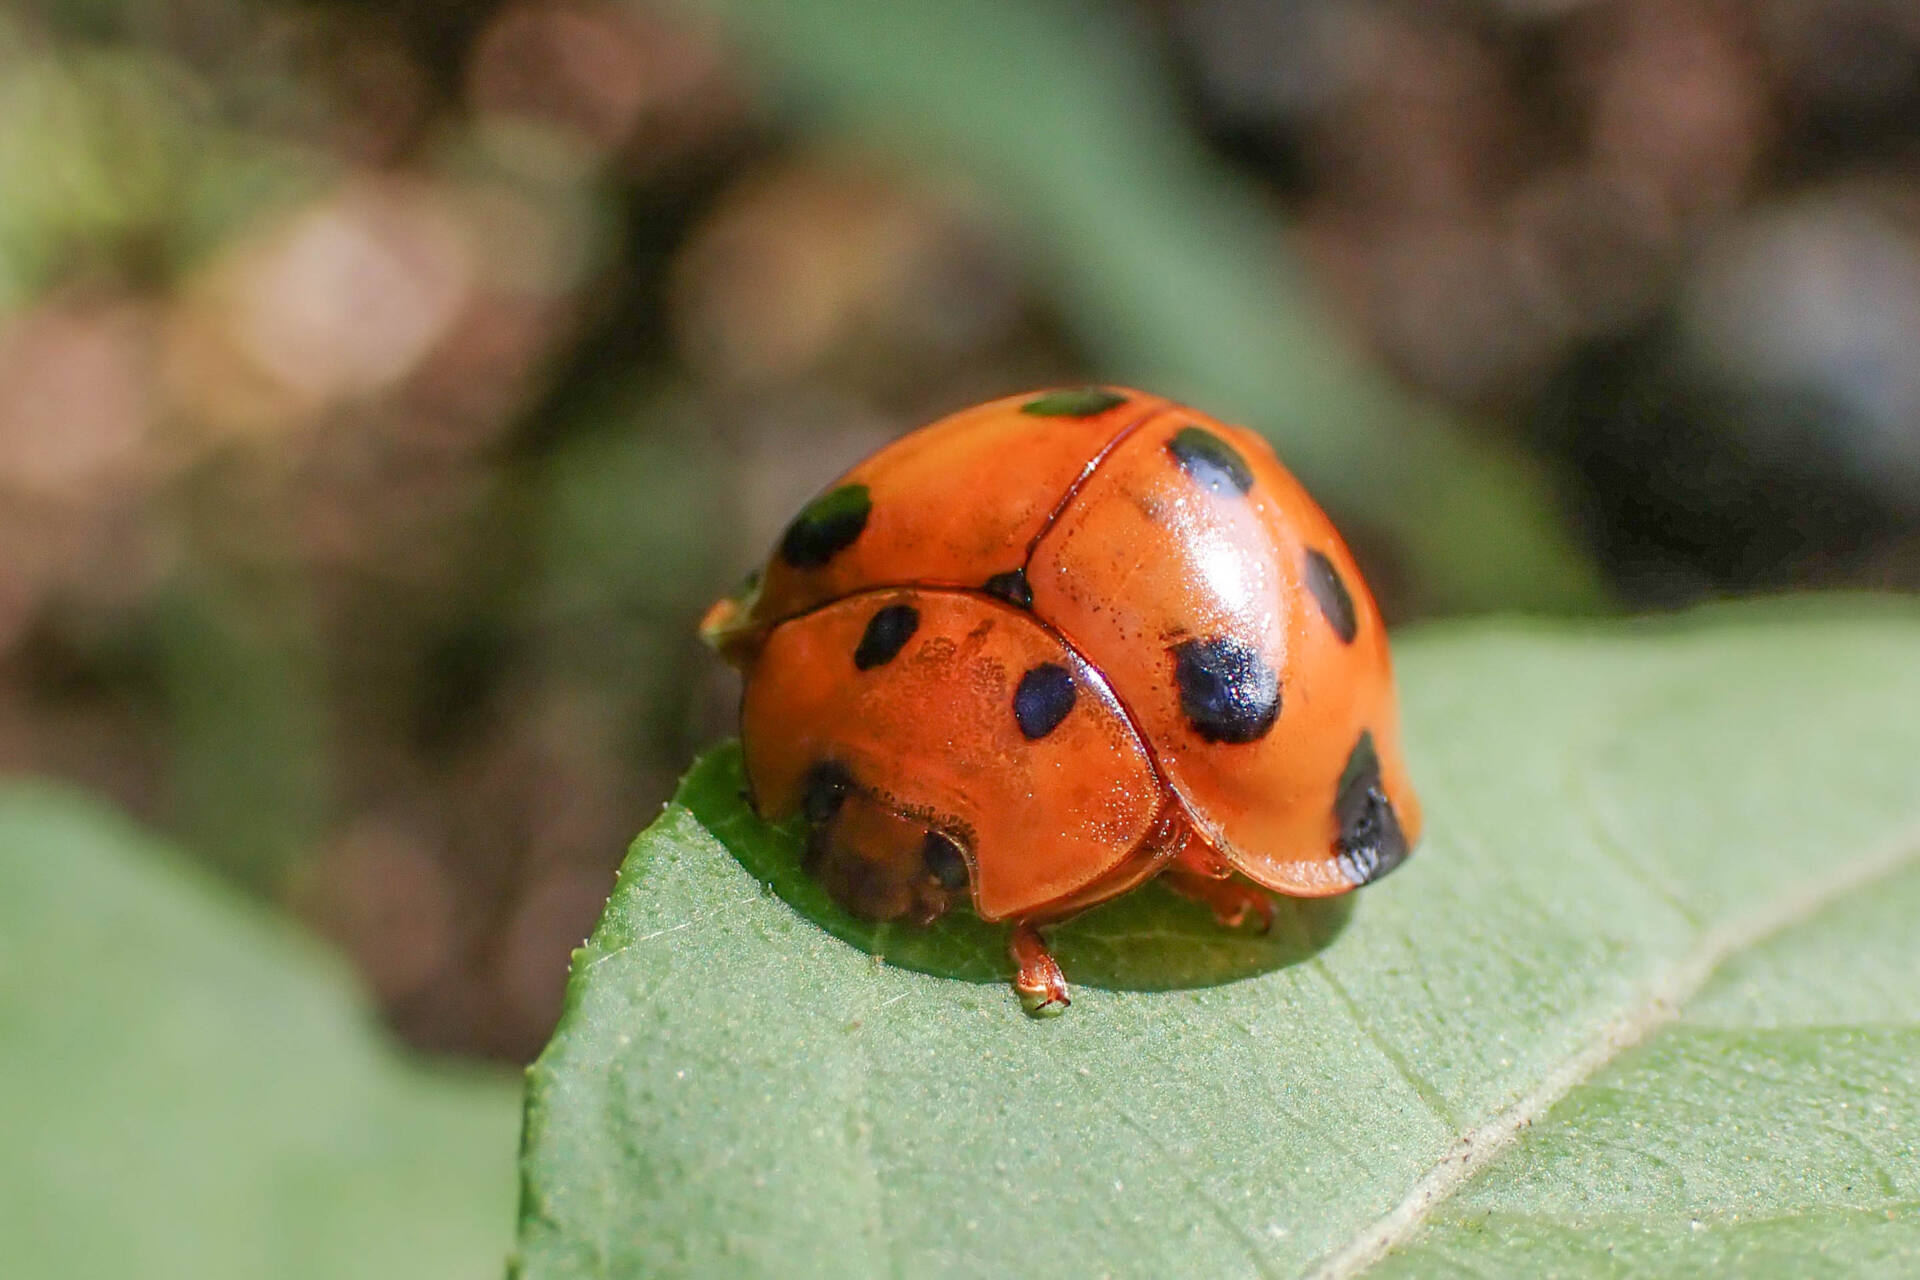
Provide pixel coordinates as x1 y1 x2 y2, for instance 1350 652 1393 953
0 781 519 1278
0 28 321 303
680 0 1608 613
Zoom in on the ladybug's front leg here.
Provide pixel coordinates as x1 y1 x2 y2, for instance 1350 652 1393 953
1009 922 1070 1016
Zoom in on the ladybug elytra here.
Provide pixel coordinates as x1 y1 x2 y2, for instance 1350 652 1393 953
702 388 1421 1014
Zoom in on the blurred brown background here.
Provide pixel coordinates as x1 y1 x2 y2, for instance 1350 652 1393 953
4 0 1917 1061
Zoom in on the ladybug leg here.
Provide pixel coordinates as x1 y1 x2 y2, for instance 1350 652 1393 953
1008 922 1070 1017
1162 858 1275 934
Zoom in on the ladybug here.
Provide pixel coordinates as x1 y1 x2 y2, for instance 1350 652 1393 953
702 388 1421 1014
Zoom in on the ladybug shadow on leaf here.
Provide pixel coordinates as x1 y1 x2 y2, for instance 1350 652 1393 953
686 744 1352 993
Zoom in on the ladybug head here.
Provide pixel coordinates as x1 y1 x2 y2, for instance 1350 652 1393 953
698 569 765 668
797 762 972 925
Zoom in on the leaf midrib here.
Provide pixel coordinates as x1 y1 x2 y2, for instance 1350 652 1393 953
1309 818 1920 1278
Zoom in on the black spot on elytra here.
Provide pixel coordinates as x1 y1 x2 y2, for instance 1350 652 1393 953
853 603 919 669
1172 637 1279 743
1167 426 1254 497
983 568 1033 610
1021 387 1128 417
1013 663 1077 740
800 760 856 825
921 831 969 889
1332 731 1409 886
779 483 872 568
1304 548 1358 644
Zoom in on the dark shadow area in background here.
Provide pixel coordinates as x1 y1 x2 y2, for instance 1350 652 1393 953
681 743 1352 993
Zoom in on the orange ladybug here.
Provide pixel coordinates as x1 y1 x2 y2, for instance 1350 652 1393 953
702 388 1421 1014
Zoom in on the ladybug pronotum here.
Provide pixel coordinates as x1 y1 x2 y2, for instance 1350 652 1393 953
702 388 1421 1014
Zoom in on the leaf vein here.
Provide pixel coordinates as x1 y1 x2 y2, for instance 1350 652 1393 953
1110 1106 1283 1280
1312 959 1458 1131
1306 817 1920 1279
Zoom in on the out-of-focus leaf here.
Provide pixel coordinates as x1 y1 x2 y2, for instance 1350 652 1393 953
533 382 731 753
150 574 329 892
666 0 1607 613
514 602 1920 1277
0 783 521 1280
538 385 727 631
0 39 326 304
0 48 201 302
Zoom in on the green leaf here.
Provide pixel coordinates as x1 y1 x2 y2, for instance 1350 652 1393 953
516 602 1920 1277
0 784 522 1280
148 572 330 892
665 0 1606 613
1373 840 1920 1276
